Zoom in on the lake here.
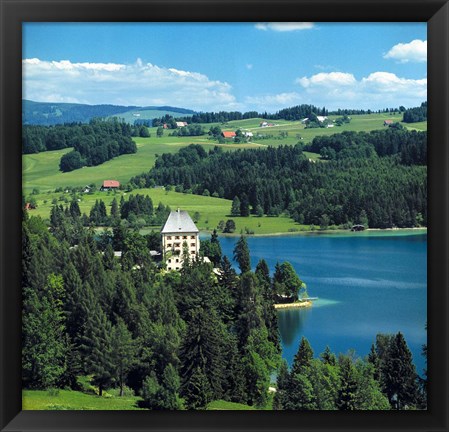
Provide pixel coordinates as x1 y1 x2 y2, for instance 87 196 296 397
216 230 427 376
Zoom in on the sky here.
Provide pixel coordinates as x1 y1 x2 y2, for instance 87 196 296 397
22 22 427 113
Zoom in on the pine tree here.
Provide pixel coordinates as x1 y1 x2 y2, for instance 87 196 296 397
320 345 337 366
240 192 250 217
182 366 213 410
180 307 224 401
22 274 68 389
112 318 138 396
231 196 241 216
110 197 120 222
79 303 115 396
382 332 419 409
284 372 317 410
233 235 251 273
235 272 263 348
337 355 358 410
291 336 314 376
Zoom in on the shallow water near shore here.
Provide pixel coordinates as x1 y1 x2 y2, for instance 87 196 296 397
218 231 427 376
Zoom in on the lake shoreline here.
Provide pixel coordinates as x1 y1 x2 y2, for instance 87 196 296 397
274 301 312 310
202 227 427 238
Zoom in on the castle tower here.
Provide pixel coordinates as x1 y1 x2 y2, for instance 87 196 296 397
161 209 200 271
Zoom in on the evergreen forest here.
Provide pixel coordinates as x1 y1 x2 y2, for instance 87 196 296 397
130 127 427 229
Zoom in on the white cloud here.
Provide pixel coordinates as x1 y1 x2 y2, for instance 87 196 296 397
22 58 241 111
255 22 314 32
383 39 427 63
297 72 356 88
295 70 427 109
244 92 304 112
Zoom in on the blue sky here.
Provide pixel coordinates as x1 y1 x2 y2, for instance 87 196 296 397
23 22 427 112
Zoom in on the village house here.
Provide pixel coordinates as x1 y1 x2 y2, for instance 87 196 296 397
101 180 120 191
176 121 188 128
221 131 236 139
384 120 394 126
161 209 200 271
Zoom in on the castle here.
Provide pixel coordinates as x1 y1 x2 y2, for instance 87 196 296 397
161 209 200 271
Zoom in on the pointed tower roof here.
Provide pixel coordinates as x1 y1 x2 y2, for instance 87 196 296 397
161 209 199 234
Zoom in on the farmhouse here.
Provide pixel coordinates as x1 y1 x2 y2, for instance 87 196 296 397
161 209 200 271
384 120 394 126
243 131 253 138
222 131 236 139
176 121 188 128
101 180 120 191
316 116 328 123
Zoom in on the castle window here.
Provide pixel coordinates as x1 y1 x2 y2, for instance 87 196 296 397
167 236 172 240
191 243 195 247
175 236 180 240
191 251 195 254
191 236 195 239
183 236 187 239
167 243 172 247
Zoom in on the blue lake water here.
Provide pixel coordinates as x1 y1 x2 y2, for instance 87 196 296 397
216 231 427 376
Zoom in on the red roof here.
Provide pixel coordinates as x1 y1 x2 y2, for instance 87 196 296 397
384 120 394 124
103 180 120 188
222 131 236 138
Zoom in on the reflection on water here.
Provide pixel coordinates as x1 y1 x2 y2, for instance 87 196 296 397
277 307 311 346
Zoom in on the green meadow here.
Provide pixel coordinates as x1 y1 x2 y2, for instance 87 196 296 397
23 113 427 234
27 187 308 235
23 113 426 195
22 389 144 410
22 389 259 410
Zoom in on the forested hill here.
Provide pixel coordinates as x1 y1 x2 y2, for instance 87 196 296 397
22 100 196 126
130 128 427 229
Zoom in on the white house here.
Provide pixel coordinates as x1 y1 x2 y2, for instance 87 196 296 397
161 209 200 271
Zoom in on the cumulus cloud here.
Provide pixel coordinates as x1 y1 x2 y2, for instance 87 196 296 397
383 39 427 63
295 70 427 109
22 58 240 111
245 92 303 109
255 22 314 32
297 72 356 88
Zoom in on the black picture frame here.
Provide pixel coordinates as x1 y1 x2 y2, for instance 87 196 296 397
1 1 448 431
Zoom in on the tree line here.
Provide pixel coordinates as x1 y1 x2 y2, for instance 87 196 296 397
23 118 145 156
304 128 426 165
274 333 426 410
129 138 427 228
402 102 427 123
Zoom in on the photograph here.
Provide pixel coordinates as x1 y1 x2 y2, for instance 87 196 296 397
19 21 431 413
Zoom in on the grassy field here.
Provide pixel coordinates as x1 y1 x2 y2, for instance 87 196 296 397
206 400 256 410
27 187 310 235
22 389 262 411
23 112 427 235
22 389 144 410
23 113 426 195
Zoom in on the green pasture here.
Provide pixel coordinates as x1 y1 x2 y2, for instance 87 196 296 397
23 113 427 196
28 187 309 235
22 389 144 410
22 389 261 410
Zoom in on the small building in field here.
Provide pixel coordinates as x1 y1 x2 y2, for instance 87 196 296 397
316 116 328 123
384 120 394 126
222 131 236 139
101 180 120 191
161 209 200 271
243 131 254 138
176 121 188 128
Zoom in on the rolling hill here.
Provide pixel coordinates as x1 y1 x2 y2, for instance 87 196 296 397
22 100 196 125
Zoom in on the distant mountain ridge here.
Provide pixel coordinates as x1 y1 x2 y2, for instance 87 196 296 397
22 100 196 125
